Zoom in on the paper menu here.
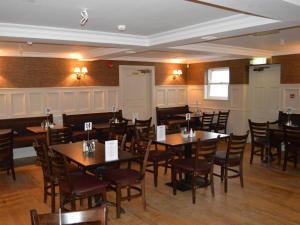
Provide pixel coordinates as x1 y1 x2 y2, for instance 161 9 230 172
105 140 119 161
156 125 166 141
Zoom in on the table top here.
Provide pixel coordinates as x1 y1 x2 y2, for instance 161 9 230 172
0 129 12 135
268 123 299 132
153 130 228 147
93 121 134 130
26 125 66 134
50 141 139 168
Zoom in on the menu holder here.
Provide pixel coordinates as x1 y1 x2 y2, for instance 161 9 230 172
156 125 166 141
105 140 119 161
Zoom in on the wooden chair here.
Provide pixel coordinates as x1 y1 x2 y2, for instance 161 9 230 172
0 129 15 180
267 120 282 164
47 127 72 145
210 110 230 133
33 139 57 212
214 132 249 193
108 120 128 140
134 117 152 135
103 138 152 218
248 120 268 164
48 149 109 211
30 205 107 225
171 138 219 204
282 125 300 171
200 112 215 131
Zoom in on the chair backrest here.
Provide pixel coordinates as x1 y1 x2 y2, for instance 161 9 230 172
0 129 13 163
47 127 72 145
248 119 268 141
194 138 219 169
283 125 300 147
201 112 215 127
30 205 107 225
109 121 128 140
46 147 73 193
140 139 152 177
226 132 249 160
33 139 51 178
134 118 152 135
217 110 230 127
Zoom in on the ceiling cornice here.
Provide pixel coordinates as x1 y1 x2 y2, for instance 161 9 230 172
0 23 149 47
171 43 273 57
148 14 279 46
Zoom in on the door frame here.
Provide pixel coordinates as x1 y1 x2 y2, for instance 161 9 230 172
119 65 156 124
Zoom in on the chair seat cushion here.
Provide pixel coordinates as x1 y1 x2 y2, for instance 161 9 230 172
61 174 109 195
214 151 240 166
171 158 211 174
103 169 142 186
148 150 172 162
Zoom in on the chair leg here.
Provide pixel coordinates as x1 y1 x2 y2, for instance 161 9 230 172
71 198 76 210
283 150 288 171
141 179 146 210
153 161 158 187
192 176 196 204
171 166 176 195
210 171 215 197
51 182 56 213
11 164 16 181
239 163 244 188
88 196 92 208
127 186 131 201
116 184 122 218
164 159 168 175
250 146 254 164
224 167 228 193
260 147 264 162
43 179 47 203
220 166 224 182
277 147 281 165
294 151 297 168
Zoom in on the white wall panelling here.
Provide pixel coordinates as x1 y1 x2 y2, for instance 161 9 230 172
155 85 188 107
0 86 120 119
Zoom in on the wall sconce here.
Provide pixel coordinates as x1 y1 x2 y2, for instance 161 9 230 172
74 66 88 80
172 69 182 80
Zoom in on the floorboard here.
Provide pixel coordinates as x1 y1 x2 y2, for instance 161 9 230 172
0 145 299 225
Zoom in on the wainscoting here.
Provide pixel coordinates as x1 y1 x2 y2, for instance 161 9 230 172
4 83 300 158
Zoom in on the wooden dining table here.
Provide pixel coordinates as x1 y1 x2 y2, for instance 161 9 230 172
153 130 229 191
93 120 134 130
50 141 139 170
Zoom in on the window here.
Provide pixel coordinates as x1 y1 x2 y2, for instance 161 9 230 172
205 67 229 100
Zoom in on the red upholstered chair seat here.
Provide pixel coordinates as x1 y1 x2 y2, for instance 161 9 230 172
61 173 109 195
214 151 240 167
171 158 211 174
103 168 142 186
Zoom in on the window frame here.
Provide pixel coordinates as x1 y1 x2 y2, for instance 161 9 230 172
204 67 230 101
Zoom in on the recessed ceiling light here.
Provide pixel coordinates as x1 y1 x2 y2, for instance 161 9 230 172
118 24 127 31
201 36 217 40
126 51 136 54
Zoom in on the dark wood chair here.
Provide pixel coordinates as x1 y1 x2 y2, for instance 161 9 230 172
30 205 107 225
171 138 219 204
267 120 282 164
0 129 15 180
103 138 152 218
214 132 249 193
248 120 268 164
200 112 215 131
282 125 300 171
134 117 152 135
47 149 109 211
108 120 128 140
33 139 57 212
47 127 72 145
210 110 230 133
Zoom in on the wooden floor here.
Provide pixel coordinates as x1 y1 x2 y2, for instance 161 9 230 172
1 145 300 225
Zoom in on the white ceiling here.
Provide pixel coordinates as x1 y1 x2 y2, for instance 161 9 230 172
0 0 299 63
